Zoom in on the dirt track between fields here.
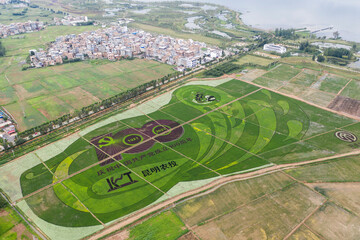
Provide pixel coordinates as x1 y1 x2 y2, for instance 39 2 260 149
86 149 360 240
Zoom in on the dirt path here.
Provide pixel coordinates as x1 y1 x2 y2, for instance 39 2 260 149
235 12 243 25
276 68 304 92
86 149 360 240
283 199 328 240
335 78 353 97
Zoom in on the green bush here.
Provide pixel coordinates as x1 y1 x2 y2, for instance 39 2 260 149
203 62 240 77
0 195 8 209
317 55 325 62
0 42 5 57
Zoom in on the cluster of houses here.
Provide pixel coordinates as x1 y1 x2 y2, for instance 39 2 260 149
0 110 17 151
53 15 89 26
0 15 90 39
0 0 30 4
29 26 224 70
0 21 44 39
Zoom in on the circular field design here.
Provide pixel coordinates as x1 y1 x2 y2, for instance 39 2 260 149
123 134 144 145
335 130 357 143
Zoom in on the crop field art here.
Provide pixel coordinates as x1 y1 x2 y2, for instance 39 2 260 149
0 78 359 239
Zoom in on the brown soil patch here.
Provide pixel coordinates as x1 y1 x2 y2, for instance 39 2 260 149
328 95 360 117
288 225 320 240
12 223 33 239
0 97 10 106
57 87 100 110
13 81 48 100
12 85 27 100
0 209 9 217
303 69 321 75
105 230 129 240
306 182 360 215
178 231 198 240
306 203 360 240
36 108 51 120
240 69 267 81
193 221 228 240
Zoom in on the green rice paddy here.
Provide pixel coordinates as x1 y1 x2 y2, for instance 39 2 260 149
10 77 356 227
0 78 359 239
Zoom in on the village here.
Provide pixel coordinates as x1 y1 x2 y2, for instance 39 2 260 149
53 15 89 26
0 21 44 39
29 26 224 71
0 109 17 151
0 0 30 4
0 10 89 39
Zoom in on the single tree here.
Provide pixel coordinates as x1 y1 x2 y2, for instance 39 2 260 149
333 31 340 39
317 55 325 62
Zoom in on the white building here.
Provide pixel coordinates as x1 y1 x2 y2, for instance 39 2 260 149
263 44 287 54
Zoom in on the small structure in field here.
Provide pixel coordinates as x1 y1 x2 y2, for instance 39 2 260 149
263 44 287 54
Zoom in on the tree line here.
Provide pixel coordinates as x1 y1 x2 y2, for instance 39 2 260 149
324 48 353 59
299 41 319 54
0 42 5 57
203 62 240 77
275 28 299 40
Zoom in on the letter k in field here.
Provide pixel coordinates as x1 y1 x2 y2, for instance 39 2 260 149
106 172 138 192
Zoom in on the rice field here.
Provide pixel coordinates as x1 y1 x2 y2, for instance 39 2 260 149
0 78 358 239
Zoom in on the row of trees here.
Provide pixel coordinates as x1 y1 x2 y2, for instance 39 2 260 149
0 41 5 57
12 7 28 16
274 28 298 40
0 194 7 209
76 21 95 26
314 55 325 62
299 41 319 54
18 71 183 140
203 62 240 77
324 48 353 59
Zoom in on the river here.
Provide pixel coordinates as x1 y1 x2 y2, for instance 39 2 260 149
138 0 360 42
